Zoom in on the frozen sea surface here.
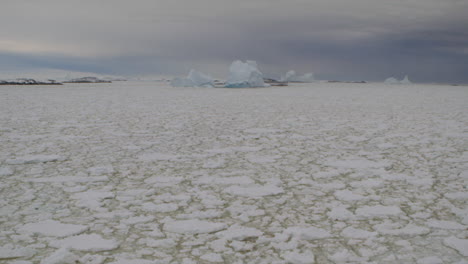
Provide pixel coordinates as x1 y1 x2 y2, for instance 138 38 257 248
1 82 467 263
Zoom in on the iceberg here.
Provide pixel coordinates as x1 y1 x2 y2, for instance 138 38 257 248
384 77 400 84
225 60 269 88
280 70 316 83
384 75 412 84
400 75 412 84
281 70 297 82
171 70 214 88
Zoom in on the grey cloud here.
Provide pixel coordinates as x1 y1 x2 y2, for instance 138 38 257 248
0 0 467 82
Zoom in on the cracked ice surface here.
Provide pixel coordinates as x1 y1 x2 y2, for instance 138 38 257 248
1 82 467 263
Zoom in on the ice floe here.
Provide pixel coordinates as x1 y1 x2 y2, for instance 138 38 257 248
18 220 87 237
224 184 284 198
164 219 227 234
50 234 119 252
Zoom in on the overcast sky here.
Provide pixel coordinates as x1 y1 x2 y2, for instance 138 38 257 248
1 0 467 82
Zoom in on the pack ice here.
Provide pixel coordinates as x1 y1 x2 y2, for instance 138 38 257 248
1 81 467 263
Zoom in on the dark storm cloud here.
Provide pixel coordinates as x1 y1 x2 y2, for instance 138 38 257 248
1 0 467 83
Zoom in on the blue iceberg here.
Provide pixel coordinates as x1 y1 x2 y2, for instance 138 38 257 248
225 60 269 88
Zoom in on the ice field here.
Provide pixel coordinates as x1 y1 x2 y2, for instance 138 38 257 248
0 82 467 263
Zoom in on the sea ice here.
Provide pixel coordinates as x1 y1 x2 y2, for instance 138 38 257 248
72 190 114 210
50 234 119 252
225 60 269 88
141 202 179 213
341 226 377 239
24 176 108 183
108 259 156 264
0 167 13 176
18 220 88 237
216 225 263 241
285 226 332 240
443 237 468 257
6 155 63 165
200 253 224 263
171 69 214 88
374 223 430 236
164 219 227 234
282 251 315 264
355 205 402 218
417 256 444 264
40 248 79 264
426 220 466 230
3 80 467 263
224 184 284 198
327 207 355 221
0 245 35 259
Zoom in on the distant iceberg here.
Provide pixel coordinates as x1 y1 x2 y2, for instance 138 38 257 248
171 70 214 87
281 70 316 83
400 75 412 84
385 75 412 84
225 60 269 88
